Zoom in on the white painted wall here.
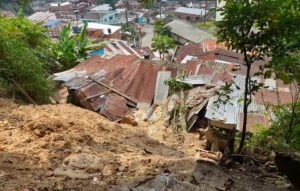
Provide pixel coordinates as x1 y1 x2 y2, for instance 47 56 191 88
216 0 226 21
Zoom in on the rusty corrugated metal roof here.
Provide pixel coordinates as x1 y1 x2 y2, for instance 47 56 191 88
54 54 172 121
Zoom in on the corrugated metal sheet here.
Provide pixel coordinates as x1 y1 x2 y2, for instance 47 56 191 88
99 93 128 121
154 71 171 105
177 75 212 85
185 85 218 131
103 40 142 58
205 74 266 131
53 54 173 121
184 58 233 76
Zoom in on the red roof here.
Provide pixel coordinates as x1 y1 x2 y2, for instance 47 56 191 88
202 39 226 52
212 71 233 83
175 39 227 62
60 54 173 121
175 43 204 62
254 89 293 105
134 47 156 59
73 55 106 73
197 64 214 76
239 113 270 132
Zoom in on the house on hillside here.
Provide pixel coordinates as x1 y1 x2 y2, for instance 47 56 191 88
49 2 77 20
87 40 149 59
166 20 216 44
83 22 122 40
30 0 48 11
116 0 141 10
82 4 119 24
173 39 226 62
52 54 178 120
28 11 56 23
174 7 208 22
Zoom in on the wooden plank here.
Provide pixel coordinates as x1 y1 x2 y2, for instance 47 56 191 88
11 79 37 105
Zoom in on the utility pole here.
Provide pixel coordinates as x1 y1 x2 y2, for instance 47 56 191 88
125 0 129 28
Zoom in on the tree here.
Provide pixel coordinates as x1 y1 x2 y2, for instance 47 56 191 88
0 14 53 103
217 0 279 152
151 35 175 60
265 0 300 144
52 23 89 71
154 19 172 37
217 0 300 152
139 0 156 9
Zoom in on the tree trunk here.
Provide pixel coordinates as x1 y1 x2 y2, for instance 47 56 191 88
179 89 186 131
286 83 299 144
238 59 251 153
11 79 37 105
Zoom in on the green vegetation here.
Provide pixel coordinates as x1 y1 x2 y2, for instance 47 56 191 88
154 19 172 37
216 0 300 153
52 23 89 71
164 74 192 132
0 0 32 15
151 35 175 60
121 24 141 47
195 21 217 35
139 0 156 9
0 9 89 103
0 14 53 103
164 76 192 95
151 19 175 60
237 102 300 152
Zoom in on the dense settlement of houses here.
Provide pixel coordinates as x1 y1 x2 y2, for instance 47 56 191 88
0 0 295 149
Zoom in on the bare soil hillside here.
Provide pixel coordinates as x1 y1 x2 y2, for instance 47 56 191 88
0 98 202 190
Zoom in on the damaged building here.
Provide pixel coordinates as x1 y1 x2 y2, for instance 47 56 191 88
53 54 178 121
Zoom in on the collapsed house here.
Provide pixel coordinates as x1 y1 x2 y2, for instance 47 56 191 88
53 54 179 121
164 51 294 136
53 38 294 150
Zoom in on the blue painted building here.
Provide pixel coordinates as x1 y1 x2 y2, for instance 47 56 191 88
81 4 119 25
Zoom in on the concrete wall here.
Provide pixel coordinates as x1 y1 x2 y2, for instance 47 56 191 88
174 12 204 22
87 29 121 40
99 12 118 25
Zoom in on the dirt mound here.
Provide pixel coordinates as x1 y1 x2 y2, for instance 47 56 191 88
0 98 201 190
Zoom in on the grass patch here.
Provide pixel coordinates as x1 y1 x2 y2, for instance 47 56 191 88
195 21 217 36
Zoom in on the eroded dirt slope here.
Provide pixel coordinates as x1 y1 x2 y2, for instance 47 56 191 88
0 98 202 190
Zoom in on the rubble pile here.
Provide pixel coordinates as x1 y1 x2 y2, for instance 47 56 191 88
0 98 200 190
